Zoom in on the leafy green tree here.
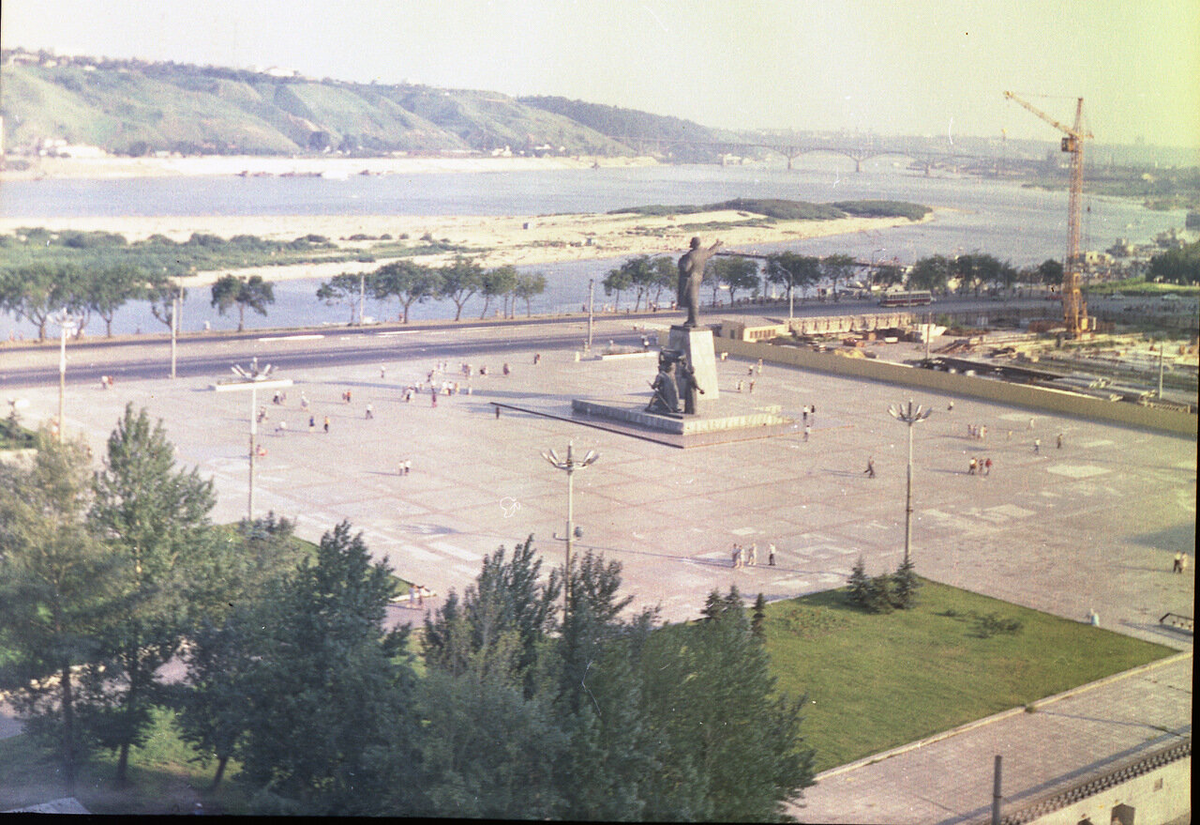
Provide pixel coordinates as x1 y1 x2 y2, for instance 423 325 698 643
372 260 441 323
88 404 217 783
908 255 952 293
821 253 857 301
437 256 484 321
847 555 871 608
765 252 820 305
0 263 71 340
871 263 905 289
1036 258 1064 287
234 521 422 814
513 271 547 317
1148 240 1200 285
0 432 124 794
602 264 632 311
711 255 760 304
479 264 518 319
316 272 367 324
651 255 676 307
144 274 187 335
210 274 275 331
88 265 143 337
752 592 768 637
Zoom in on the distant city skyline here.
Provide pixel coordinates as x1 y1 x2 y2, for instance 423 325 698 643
2 0 1197 150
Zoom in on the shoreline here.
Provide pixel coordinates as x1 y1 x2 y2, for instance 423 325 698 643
0 153 660 182
0 210 938 286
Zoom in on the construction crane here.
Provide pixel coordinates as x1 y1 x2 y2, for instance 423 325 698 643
1003 92 1093 338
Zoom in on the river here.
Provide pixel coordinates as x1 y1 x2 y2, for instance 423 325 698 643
0 156 1189 337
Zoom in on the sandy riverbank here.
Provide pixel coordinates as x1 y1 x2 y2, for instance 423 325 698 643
0 153 659 181
0 210 935 286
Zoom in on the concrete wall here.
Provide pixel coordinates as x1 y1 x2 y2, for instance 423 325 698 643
709 338 1198 437
1019 756 1190 825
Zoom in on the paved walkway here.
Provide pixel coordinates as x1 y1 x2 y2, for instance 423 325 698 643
2 320 1194 819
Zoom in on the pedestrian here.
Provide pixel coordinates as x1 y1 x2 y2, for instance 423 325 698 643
503 362 511 376
431 387 438 407
276 420 287 436
533 353 541 365
980 425 986 441
323 416 330 434
968 457 977 475
865 457 875 478
948 400 954 412
1033 438 1040 453
803 424 811 442
736 379 744 393
365 404 374 420
1029 417 1035 430
810 404 815 424
984 457 992 476
404 459 411 476
100 375 109 390
802 406 808 424
748 380 755 394
748 366 754 376
1087 609 1100 627
748 543 758 566
380 365 387 379
495 405 501 419
731 545 739 568
300 393 309 410
308 415 315 433
768 543 776 566
1056 432 1063 449
756 358 763 375
1173 552 1183 573
480 365 488 376
345 389 352 404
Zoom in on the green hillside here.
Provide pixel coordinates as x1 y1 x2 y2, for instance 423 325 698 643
0 55 723 159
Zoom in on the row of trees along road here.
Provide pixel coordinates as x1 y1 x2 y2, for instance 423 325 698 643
0 412 814 817
318 258 548 324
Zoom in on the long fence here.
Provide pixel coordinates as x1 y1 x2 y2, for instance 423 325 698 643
708 338 1198 437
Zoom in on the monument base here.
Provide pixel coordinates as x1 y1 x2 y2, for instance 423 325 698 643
668 325 719 412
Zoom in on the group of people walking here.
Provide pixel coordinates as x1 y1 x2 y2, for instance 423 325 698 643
731 542 777 569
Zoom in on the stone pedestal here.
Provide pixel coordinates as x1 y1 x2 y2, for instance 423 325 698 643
669 325 720 412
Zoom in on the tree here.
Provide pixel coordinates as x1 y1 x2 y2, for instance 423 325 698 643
145 274 186 334
210 274 275 331
871 263 905 290
479 265 518 319
711 256 759 305
88 404 217 783
437 256 484 321
908 255 952 293
602 265 632 311
752 592 768 637
512 271 547 317
637 588 815 819
316 272 367 324
847 555 871 608
88 265 143 337
650 256 676 308
765 252 820 305
892 555 920 610
821 253 857 301
0 263 71 341
1148 241 1200 285
234 521 422 814
0 432 123 794
373 261 441 323
1035 258 1064 287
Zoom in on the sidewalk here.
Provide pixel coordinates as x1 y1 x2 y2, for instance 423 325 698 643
792 654 1192 824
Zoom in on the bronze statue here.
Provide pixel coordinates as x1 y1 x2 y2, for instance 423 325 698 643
646 354 680 414
677 236 723 327
676 356 706 414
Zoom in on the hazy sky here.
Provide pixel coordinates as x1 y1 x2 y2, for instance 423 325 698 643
3 0 1198 148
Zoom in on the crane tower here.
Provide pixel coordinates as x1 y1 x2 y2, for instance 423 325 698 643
1003 92 1092 338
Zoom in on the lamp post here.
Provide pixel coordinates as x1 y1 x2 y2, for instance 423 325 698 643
52 309 80 443
587 278 595 355
212 357 293 522
887 399 932 566
541 441 599 615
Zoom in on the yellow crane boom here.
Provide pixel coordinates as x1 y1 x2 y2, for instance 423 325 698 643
1003 91 1092 338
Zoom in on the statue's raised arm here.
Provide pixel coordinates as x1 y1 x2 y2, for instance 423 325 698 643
676 237 723 327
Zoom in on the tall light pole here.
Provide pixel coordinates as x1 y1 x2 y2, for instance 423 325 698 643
541 441 599 615
587 278 595 355
212 358 292 522
52 309 80 443
888 399 932 566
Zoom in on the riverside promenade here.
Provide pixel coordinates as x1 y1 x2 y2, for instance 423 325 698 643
2 317 1193 820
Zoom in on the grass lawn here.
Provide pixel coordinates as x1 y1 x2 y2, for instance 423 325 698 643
763 579 1176 773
